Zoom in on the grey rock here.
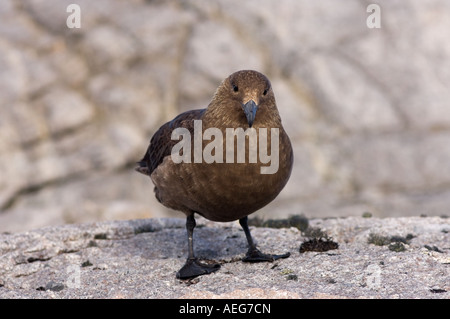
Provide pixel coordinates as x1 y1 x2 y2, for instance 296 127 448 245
0 217 448 298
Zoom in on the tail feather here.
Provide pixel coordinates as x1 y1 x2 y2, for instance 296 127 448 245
135 160 150 176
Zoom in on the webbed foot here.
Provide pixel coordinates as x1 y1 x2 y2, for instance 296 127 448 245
176 258 220 279
242 248 290 262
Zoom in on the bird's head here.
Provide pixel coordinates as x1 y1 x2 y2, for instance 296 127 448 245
210 70 279 128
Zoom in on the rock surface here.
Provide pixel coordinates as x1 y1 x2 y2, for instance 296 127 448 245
1 1 450 232
0 216 448 299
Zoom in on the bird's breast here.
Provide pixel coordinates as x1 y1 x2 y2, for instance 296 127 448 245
151 128 292 222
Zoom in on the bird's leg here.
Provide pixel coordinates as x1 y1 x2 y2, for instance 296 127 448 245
186 213 196 259
239 216 290 262
176 213 220 279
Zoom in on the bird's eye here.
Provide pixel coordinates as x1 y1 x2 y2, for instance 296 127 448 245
263 88 269 96
232 84 239 92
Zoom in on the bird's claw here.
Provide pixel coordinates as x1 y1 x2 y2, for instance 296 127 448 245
176 258 220 279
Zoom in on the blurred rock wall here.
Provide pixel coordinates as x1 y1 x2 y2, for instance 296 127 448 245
1 0 450 232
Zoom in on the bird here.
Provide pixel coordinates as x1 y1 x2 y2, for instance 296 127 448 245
136 70 293 279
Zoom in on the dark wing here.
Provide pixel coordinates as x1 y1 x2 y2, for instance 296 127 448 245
135 108 206 176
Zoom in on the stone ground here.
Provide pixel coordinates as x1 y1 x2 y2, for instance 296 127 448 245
0 216 448 299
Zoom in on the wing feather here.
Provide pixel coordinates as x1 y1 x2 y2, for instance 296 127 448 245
135 108 205 175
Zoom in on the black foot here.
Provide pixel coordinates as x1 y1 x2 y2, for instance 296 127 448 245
242 248 290 263
176 258 220 279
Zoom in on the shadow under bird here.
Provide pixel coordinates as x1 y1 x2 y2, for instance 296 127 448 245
136 70 293 279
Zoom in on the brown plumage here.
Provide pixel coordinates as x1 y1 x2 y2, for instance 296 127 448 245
136 70 293 279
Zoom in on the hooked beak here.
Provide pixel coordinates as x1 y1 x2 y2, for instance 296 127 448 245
242 100 258 128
